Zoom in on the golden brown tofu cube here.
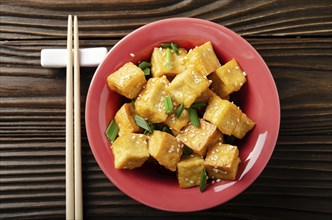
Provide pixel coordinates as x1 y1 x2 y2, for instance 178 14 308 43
148 130 183 171
177 155 204 188
209 58 247 98
194 88 214 103
177 119 223 156
232 113 255 139
185 41 221 76
204 143 241 180
203 95 242 136
107 62 147 99
164 109 190 135
111 133 149 169
167 69 210 108
114 103 142 136
151 47 187 78
135 76 169 123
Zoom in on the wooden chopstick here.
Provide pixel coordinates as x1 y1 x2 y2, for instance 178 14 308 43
73 15 83 220
66 15 83 220
66 14 74 220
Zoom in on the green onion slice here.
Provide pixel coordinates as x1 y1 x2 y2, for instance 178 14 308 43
162 125 172 134
200 168 207 192
190 102 206 109
188 108 200 127
166 47 172 69
138 61 151 70
105 119 119 143
134 115 152 132
175 104 185 118
164 95 173 113
161 43 172 48
143 68 150 76
171 43 179 55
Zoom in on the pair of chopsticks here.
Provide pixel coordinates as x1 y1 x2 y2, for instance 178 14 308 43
66 15 83 220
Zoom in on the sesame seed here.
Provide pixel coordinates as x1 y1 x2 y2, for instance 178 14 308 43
130 53 135 57
189 180 194 184
159 47 163 51
212 180 215 184
185 177 189 182
136 141 140 144
216 179 221 182
227 69 230 73
243 71 247 76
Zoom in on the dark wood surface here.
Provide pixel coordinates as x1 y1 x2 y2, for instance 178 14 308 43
1 0 332 219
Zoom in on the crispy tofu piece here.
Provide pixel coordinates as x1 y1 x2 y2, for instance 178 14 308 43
185 41 221 76
167 69 210 108
148 130 183 171
177 155 204 188
134 76 169 123
209 58 246 98
177 119 223 156
203 95 242 136
194 88 214 103
151 47 187 78
107 62 146 99
232 113 255 139
204 143 241 180
164 109 190 135
114 103 141 136
111 133 149 169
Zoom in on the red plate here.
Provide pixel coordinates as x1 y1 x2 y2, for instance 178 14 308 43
85 18 280 212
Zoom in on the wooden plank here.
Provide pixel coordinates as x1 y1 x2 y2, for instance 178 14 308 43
1 0 332 39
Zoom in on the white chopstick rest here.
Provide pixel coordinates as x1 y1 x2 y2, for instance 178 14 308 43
41 47 107 68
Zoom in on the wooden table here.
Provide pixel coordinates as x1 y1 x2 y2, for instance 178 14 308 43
1 1 331 219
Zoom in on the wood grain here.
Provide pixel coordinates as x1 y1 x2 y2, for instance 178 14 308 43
1 0 332 219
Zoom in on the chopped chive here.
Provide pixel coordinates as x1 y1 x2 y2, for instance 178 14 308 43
188 108 200 127
175 104 185 118
105 119 119 143
143 68 150 76
134 115 152 132
190 102 206 109
164 95 173 113
200 168 207 192
162 125 172 134
166 47 172 69
143 123 156 135
171 43 179 55
138 61 151 70
161 43 172 48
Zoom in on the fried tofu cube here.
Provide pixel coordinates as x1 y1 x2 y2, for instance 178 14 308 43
203 95 242 136
107 62 146 99
204 144 241 180
177 119 223 156
151 47 187 78
185 41 221 76
194 88 214 103
177 156 204 188
111 133 149 169
232 113 255 139
134 76 169 123
148 130 183 171
114 103 141 136
164 109 190 135
167 69 210 108
209 58 246 98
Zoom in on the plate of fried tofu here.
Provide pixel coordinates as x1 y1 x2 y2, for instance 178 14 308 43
86 18 280 212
